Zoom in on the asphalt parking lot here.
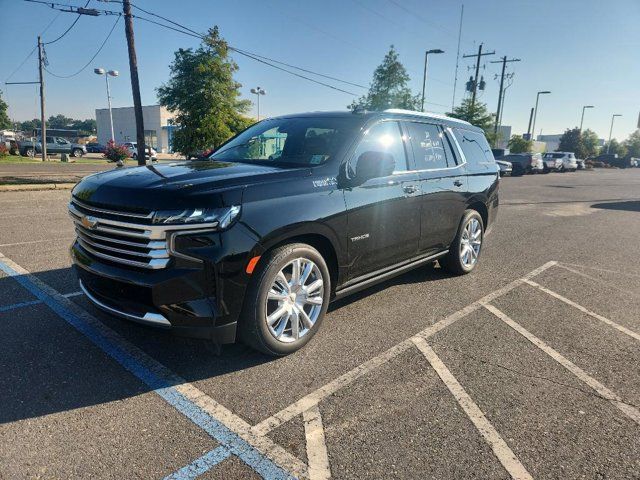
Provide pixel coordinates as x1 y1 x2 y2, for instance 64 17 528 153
1 168 639 479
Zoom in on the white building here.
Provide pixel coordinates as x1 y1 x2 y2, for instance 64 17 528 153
496 125 512 149
536 134 563 152
96 104 176 153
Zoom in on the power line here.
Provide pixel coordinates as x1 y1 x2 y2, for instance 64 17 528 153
5 45 38 82
130 12 362 96
43 0 91 45
44 14 121 78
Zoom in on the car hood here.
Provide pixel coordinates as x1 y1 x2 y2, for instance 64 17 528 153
72 160 307 211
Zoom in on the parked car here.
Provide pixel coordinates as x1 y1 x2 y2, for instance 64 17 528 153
576 158 586 170
491 148 509 159
68 109 499 355
86 142 107 153
18 136 86 158
496 159 512 176
630 157 639 168
123 142 158 161
502 153 544 175
543 152 577 172
593 154 631 169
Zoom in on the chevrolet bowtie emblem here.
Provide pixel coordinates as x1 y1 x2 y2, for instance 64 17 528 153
81 215 99 230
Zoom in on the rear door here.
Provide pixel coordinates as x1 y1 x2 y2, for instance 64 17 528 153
343 120 421 280
403 121 467 253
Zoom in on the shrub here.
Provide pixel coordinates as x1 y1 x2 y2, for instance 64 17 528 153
103 140 130 162
0 144 8 158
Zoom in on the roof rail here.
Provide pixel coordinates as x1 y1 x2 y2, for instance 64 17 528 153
383 108 472 126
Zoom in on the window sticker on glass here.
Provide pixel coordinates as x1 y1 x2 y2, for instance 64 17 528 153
310 154 327 164
407 122 447 169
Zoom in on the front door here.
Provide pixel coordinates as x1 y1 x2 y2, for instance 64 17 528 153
343 120 421 280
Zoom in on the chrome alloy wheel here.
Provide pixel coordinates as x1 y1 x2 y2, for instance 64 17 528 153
265 258 324 343
459 217 482 268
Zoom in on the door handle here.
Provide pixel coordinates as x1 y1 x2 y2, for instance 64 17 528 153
453 180 463 187
403 185 418 194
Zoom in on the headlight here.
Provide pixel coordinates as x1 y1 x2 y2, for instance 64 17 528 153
152 205 240 228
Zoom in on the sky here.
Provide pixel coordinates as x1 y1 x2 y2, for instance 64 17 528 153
2 0 639 142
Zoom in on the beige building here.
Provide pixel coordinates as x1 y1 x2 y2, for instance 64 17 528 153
96 104 176 153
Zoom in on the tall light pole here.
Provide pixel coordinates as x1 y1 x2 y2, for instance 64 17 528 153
94 68 119 142
579 105 594 132
421 49 444 112
250 87 266 120
530 90 551 141
607 114 622 154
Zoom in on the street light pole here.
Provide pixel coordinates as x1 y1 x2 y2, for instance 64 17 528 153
607 114 622 154
531 90 551 141
579 105 594 132
421 49 444 112
250 87 266 120
94 68 119 142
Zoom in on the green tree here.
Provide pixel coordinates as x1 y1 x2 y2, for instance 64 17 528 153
580 129 600 158
157 26 252 155
47 114 75 129
349 46 420 111
448 98 495 142
557 127 600 158
623 129 640 158
601 138 627 157
18 119 42 132
0 90 11 130
507 135 533 154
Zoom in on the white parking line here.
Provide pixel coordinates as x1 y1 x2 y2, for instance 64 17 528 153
0 237 74 248
413 337 533 480
555 263 640 298
560 262 640 279
484 303 640 427
0 251 307 479
252 261 557 436
524 279 640 342
303 406 331 480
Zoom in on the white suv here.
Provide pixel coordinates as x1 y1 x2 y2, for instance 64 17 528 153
123 142 158 161
543 152 577 172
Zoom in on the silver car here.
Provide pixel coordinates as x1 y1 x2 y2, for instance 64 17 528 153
543 152 577 172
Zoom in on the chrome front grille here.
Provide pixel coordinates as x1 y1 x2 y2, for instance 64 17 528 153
69 200 170 269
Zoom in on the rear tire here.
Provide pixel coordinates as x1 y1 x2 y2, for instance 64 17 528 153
24 147 35 158
239 243 331 356
72 148 83 158
440 210 484 276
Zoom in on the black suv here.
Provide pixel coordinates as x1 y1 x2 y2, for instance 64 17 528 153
69 109 499 355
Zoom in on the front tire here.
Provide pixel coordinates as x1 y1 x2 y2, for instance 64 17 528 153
72 148 83 158
440 210 484 275
239 243 331 356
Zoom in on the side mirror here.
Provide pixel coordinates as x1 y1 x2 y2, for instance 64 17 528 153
355 151 395 181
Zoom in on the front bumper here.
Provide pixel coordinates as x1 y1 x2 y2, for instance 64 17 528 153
71 241 237 343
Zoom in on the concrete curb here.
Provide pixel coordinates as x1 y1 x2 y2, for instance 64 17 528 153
0 183 76 192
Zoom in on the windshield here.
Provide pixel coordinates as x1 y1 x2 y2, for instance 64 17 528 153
211 117 358 166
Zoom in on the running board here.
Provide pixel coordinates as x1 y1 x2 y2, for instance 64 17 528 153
333 250 448 300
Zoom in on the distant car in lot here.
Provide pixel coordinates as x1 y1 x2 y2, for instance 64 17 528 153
86 142 106 153
592 154 632 169
630 157 639 168
123 142 157 161
576 158 586 170
502 153 544 175
496 159 512 176
18 136 86 158
543 152 577 172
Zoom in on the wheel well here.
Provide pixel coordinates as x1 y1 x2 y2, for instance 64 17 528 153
271 234 339 291
468 201 488 228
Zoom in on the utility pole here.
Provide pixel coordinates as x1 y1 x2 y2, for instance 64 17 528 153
37 36 47 162
490 56 520 144
526 107 534 139
123 0 146 165
607 114 622 154
463 44 495 110
421 49 444 112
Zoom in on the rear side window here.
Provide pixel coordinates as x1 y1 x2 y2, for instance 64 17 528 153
405 122 448 170
452 129 495 167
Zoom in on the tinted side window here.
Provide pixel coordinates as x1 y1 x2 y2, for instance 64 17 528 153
442 130 459 166
452 129 495 167
406 122 447 169
352 121 408 172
